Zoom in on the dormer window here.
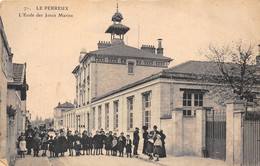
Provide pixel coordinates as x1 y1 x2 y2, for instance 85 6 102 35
128 62 134 74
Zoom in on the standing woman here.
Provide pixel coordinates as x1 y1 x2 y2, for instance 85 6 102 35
142 126 148 155
159 130 166 158
53 131 60 157
59 131 67 157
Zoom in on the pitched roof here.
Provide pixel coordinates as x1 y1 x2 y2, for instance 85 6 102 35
8 63 25 85
105 24 130 35
88 45 172 61
164 61 221 76
55 102 75 109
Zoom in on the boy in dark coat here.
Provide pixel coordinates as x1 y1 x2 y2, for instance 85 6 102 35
93 131 101 155
59 131 67 157
82 131 88 155
87 133 93 155
125 134 132 158
117 132 126 157
104 133 111 155
100 130 106 155
53 132 60 157
67 131 74 156
48 136 54 157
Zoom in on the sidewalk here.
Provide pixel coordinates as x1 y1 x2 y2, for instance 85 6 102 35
15 156 52 166
136 150 227 166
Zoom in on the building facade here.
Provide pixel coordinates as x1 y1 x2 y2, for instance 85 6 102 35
0 17 29 165
0 16 11 162
53 102 75 131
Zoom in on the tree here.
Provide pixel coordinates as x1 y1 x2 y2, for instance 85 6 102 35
199 42 259 107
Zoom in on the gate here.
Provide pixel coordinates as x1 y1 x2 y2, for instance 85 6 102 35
206 109 226 160
243 113 260 166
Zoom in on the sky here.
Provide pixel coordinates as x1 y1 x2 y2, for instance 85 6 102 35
0 0 260 120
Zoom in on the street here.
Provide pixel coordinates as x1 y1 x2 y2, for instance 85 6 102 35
15 155 160 166
49 155 159 166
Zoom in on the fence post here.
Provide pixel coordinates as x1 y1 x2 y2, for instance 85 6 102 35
172 107 183 156
195 107 206 157
226 100 245 165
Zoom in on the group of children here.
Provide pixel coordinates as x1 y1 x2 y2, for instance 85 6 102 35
17 126 166 162
65 129 133 158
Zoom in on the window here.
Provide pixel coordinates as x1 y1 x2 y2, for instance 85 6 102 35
114 101 119 130
92 107 95 129
183 93 192 106
98 105 102 129
144 94 151 108
127 97 134 130
105 103 109 130
194 94 203 106
182 92 204 116
143 92 151 129
128 62 134 74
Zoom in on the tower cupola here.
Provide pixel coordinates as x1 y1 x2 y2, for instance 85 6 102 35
105 2 130 46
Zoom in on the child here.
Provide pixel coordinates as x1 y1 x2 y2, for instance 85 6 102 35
146 133 154 160
53 132 60 158
87 133 93 155
74 133 82 156
59 131 67 157
104 133 111 155
112 136 118 156
48 136 54 157
153 135 163 161
33 133 41 157
93 131 100 155
67 131 74 156
82 131 88 155
125 135 132 158
41 134 48 157
100 131 106 155
108 131 113 155
117 132 126 157
19 136 27 158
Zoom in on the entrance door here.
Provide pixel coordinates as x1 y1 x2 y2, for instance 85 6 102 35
206 109 226 160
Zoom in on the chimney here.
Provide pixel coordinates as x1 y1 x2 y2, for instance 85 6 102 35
58 102 61 106
257 44 260 65
79 48 86 62
98 41 111 49
141 45 156 53
157 38 164 55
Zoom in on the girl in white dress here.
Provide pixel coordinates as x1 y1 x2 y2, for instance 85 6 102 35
19 136 27 158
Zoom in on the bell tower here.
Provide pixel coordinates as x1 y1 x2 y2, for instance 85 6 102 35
105 3 130 46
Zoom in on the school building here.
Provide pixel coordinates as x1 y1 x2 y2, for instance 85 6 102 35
54 6 260 165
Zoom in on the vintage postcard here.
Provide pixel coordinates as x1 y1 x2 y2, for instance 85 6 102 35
0 0 260 165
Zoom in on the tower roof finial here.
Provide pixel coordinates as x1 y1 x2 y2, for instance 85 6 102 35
117 0 118 12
